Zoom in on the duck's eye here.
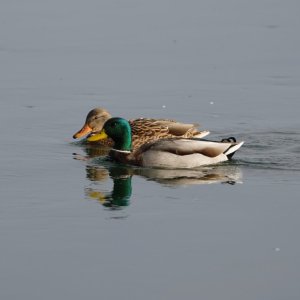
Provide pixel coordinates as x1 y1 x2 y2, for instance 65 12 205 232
111 122 117 128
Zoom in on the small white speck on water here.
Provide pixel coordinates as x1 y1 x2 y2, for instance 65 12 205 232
210 101 214 105
162 105 166 108
274 247 281 252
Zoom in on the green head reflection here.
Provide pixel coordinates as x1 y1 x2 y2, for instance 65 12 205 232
86 165 133 209
104 174 132 208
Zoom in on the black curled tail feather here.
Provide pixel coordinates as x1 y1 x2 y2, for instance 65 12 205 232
221 137 236 143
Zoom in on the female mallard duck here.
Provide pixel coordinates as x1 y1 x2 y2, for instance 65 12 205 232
88 117 244 168
73 108 210 149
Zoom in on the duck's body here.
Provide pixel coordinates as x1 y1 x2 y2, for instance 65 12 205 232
91 117 244 168
109 138 243 168
73 108 209 149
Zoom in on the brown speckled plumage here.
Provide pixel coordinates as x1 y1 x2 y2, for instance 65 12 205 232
129 118 204 150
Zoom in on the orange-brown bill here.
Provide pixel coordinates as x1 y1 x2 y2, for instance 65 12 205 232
73 124 92 139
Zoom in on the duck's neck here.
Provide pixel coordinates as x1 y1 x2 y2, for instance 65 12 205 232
113 127 132 152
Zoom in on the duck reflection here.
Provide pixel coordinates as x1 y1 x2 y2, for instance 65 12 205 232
72 141 110 161
84 161 242 209
137 165 242 186
85 165 133 209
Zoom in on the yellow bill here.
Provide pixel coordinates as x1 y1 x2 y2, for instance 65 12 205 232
87 129 108 142
87 190 106 204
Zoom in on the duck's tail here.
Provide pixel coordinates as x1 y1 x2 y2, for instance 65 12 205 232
193 130 210 139
223 140 244 159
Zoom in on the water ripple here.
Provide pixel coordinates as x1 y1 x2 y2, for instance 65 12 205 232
235 129 300 172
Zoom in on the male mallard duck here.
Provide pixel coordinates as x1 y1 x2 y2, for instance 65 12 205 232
88 117 244 168
73 108 210 149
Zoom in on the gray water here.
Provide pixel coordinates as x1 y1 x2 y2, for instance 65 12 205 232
1 1 300 299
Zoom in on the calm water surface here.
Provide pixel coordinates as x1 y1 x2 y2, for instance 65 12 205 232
1 1 300 300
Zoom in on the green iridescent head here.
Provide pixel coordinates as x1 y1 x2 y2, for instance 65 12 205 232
88 117 132 151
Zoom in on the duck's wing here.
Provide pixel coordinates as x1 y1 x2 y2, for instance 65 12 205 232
133 138 244 168
129 118 169 138
159 120 210 138
141 138 242 157
144 138 236 157
129 118 209 148
130 118 201 135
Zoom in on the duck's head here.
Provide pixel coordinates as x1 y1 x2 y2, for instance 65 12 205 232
73 108 112 139
88 117 132 151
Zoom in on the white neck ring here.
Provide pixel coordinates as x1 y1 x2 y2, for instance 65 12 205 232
111 149 131 154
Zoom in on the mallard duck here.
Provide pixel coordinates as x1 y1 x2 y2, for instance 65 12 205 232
73 108 210 149
88 117 244 168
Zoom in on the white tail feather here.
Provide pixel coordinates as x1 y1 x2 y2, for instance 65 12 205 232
193 131 210 138
224 141 244 156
